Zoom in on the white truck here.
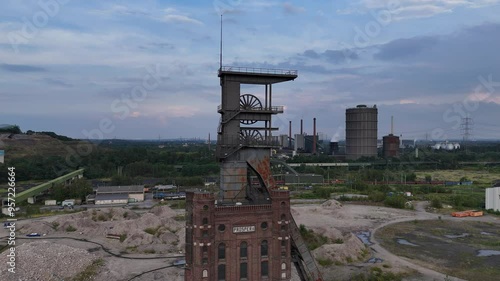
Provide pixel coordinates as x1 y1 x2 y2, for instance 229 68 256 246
61 199 75 208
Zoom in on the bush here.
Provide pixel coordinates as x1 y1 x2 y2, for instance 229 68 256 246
119 233 127 242
313 187 334 199
299 224 329 250
384 196 407 209
66 225 77 232
317 258 334 266
51 221 60 230
430 197 443 209
368 191 386 202
97 214 107 221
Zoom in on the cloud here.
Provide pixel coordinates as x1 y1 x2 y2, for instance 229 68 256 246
163 8 203 25
89 5 152 17
338 0 500 20
283 3 305 14
0 63 46 72
374 36 439 60
299 49 359 64
43 78 74 88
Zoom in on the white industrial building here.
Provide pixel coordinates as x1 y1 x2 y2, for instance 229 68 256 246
485 187 500 212
95 185 144 205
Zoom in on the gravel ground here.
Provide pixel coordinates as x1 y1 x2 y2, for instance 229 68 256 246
0 240 98 281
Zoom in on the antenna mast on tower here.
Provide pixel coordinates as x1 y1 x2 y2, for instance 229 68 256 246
219 14 223 71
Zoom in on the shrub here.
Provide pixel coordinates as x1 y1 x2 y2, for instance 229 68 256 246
430 197 443 209
119 234 127 242
66 225 77 232
369 191 386 202
298 224 329 250
317 258 334 266
384 196 407 209
97 214 107 221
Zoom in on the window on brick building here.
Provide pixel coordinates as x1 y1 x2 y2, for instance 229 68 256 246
240 262 248 279
202 269 208 278
202 217 208 225
261 240 268 257
218 264 226 281
261 261 269 277
240 241 248 258
218 243 226 260
281 240 286 247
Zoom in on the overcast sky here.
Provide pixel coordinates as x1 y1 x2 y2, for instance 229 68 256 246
1 0 500 140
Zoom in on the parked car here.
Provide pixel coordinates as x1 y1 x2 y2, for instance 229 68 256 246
3 221 15 228
26 233 41 237
172 259 186 266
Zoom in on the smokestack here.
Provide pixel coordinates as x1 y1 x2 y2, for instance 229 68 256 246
313 118 317 154
391 116 394 135
208 133 211 151
300 119 303 135
289 121 292 148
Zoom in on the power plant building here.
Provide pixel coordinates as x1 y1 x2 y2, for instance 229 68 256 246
382 134 400 158
345 105 378 160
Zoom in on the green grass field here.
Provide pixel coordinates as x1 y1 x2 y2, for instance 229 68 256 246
415 169 500 185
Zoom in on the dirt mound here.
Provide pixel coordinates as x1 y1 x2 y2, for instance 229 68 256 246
18 206 183 254
149 205 177 218
313 233 367 264
320 199 343 210
0 240 97 281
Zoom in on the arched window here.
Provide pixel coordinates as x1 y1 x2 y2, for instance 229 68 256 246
218 264 226 281
218 243 226 260
281 214 286 221
281 262 286 270
240 241 248 258
202 245 208 253
261 240 268 257
202 217 208 225
202 269 208 278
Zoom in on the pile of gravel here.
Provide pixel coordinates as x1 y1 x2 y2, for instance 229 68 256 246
0 240 98 281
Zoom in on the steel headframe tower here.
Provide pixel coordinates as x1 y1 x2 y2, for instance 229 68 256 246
216 67 297 203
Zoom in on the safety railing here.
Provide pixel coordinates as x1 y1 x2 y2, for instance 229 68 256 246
218 105 284 113
220 66 297 76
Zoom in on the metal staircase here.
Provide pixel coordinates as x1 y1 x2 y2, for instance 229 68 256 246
289 216 324 281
